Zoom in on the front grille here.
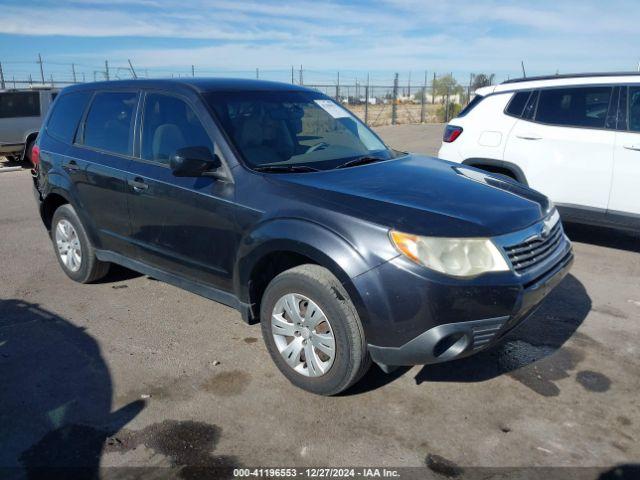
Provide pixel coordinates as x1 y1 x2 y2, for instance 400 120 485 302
504 221 564 274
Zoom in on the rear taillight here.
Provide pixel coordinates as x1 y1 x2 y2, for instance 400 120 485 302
443 125 463 143
31 144 40 165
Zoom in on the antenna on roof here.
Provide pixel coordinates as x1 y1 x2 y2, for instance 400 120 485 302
637 60 640 72
521 61 527 78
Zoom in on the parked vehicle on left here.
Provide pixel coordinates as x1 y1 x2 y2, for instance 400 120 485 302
0 87 58 164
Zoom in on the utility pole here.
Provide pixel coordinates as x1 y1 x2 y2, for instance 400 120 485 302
105 60 110 81
420 70 427 123
29 74 33 86
521 61 527 78
50 74 54 87
299 64 303 85
82 72 86 82
72 63 77 83
291 65 294 84
0 62 5 90
392 73 398 125
407 71 411 97
364 73 369 125
468 73 473 105
432 72 436 104
128 59 138 79
336 71 340 101
256 68 259 79
38 53 45 84
191 65 195 77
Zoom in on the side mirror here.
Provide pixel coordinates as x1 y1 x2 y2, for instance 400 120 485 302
169 147 222 177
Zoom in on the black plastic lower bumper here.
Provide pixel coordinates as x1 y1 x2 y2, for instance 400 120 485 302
367 251 574 369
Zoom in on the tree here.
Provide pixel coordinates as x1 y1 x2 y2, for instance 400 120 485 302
433 74 464 101
471 73 495 91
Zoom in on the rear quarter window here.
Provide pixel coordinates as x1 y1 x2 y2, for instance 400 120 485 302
456 94 484 117
0 92 40 118
505 91 531 117
46 91 91 143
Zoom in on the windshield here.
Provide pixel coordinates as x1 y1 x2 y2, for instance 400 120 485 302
204 90 394 170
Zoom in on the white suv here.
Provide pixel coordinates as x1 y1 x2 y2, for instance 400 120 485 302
438 73 640 232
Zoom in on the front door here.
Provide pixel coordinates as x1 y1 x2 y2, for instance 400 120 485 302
127 91 237 291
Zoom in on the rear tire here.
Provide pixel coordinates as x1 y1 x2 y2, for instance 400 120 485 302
51 204 110 283
260 264 370 395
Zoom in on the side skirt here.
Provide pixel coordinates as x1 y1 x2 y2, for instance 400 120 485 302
95 249 254 323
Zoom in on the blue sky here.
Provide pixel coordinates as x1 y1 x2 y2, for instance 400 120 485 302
0 0 639 85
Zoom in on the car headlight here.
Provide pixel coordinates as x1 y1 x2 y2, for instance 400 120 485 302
390 230 510 277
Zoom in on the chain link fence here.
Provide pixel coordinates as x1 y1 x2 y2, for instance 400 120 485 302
0 57 492 126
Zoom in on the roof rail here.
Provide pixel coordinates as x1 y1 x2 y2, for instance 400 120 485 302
502 72 640 85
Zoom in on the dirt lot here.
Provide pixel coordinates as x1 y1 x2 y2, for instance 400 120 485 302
1 124 639 478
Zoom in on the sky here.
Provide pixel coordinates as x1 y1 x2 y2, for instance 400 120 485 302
0 0 639 85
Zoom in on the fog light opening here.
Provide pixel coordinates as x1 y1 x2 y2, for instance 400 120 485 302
433 332 470 359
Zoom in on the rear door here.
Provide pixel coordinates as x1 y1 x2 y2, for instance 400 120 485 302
71 90 139 256
505 86 615 211
126 90 237 291
608 85 640 221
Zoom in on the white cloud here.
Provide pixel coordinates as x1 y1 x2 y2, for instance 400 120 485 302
1 0 638 79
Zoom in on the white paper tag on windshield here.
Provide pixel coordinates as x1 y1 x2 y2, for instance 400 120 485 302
314 99 350 118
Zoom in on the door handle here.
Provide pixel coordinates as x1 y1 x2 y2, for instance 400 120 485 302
623 144 640 151
516 133 542 141
128 177 149 192
65 160 80 171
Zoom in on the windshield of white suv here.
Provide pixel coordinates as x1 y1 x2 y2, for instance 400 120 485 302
205 90 395 171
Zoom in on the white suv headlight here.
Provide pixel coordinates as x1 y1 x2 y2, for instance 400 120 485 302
390 231 510 277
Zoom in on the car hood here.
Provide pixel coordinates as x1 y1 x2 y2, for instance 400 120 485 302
269 154 551 237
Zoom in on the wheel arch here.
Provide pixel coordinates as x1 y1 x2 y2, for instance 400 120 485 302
235 219 372 325
22 131 39 162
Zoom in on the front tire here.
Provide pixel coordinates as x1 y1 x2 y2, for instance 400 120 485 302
260 264 370 395
51 204 110 283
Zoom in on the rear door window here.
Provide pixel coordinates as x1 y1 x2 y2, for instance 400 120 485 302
535 86 613 128
522 90 539 120
0 92 41 118
81 92 138 156
46 91 91 143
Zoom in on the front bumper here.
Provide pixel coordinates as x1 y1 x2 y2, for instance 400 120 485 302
354 212 573 370
365 250 572 368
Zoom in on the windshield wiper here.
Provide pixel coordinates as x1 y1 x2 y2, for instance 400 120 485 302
335 156 385 169
253 165 319 173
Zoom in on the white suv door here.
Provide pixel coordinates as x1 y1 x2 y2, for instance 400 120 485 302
504 86 616 211
609 86 640 216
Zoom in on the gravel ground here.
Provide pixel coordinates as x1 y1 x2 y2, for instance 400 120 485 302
1 124 639 478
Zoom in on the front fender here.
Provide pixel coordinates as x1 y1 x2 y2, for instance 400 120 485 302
234 218 382 320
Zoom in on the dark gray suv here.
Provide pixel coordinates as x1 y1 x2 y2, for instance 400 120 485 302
33 79 573 395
